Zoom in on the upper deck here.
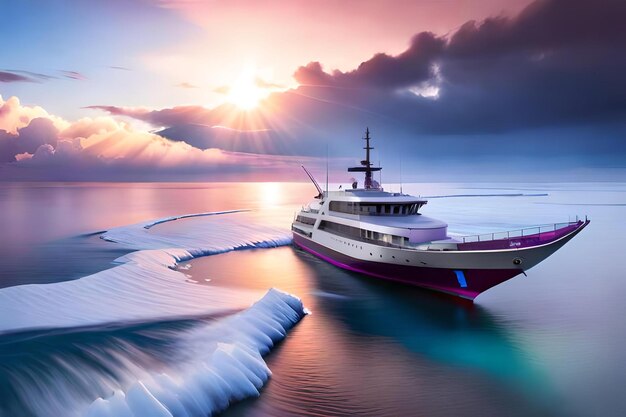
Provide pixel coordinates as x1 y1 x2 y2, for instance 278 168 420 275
322 189 427 204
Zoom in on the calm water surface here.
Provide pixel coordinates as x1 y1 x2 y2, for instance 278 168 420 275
0 181 624 417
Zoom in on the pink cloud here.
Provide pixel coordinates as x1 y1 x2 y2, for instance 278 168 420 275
14 152 33 161
0 95 68 134
0 95 319 181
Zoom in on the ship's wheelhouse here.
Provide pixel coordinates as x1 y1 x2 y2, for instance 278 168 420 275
328 201 425 216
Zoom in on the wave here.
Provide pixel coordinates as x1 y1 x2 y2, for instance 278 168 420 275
0 248 263 335
0 211 293 335
0 210 304 417
101 210 292 252
140 210 248 230
84 289 305 417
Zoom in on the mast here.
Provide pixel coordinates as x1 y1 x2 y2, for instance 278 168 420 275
347 127 382 189
325 143 329 196
364 128 373 188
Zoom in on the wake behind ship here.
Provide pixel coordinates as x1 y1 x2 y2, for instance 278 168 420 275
292 129 589 300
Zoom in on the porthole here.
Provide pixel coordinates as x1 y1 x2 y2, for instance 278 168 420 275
380 254 383 258
513 258 523 265
392 256 395 259
405 259 410 263
370 253 373 256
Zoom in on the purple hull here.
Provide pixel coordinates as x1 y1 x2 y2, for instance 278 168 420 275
293 234 520 300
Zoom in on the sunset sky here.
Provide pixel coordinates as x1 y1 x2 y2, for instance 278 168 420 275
1 0 625 182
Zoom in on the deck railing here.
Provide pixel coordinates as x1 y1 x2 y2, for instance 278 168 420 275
460 216 584 244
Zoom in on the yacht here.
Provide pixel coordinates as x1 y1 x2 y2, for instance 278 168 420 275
292 128 589 300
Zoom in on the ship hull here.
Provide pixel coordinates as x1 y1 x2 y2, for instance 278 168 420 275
293 234 516 299
293 220 589 300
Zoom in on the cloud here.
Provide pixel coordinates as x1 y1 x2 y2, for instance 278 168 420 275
0 71 36 83
10 70 56 81
176 82 199 89
254 77 286 90
212 77 285 97
59 70 87 80
287 0 626 134
0 96 317 180
82 0 626 181
213 85 230 95
0 95 68 134
4 0 626 181
446 0 626 57
0 69 87 83
92 0 626 139
295 32 445 89
0 118 58 162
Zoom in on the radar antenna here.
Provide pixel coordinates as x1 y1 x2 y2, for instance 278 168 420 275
347 127 382 189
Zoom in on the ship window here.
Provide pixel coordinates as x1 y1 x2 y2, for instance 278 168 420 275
295 215 316 226
318 220 406 246
329 201 424 216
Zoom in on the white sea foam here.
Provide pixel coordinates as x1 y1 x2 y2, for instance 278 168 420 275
101 210 292 253
0 248 262 334
0 210 293 335
83 289 305 417
141 210 248 230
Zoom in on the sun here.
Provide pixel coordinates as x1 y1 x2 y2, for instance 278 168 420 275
226 69 266 110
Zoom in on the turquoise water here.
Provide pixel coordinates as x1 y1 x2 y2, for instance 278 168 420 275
0 182 624 416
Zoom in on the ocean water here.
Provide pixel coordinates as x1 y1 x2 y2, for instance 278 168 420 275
0 181 624 416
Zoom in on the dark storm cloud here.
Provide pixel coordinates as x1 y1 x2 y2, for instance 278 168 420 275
429 0 626 132
446 0 626 57
294 32 445 89
290 0 626 133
